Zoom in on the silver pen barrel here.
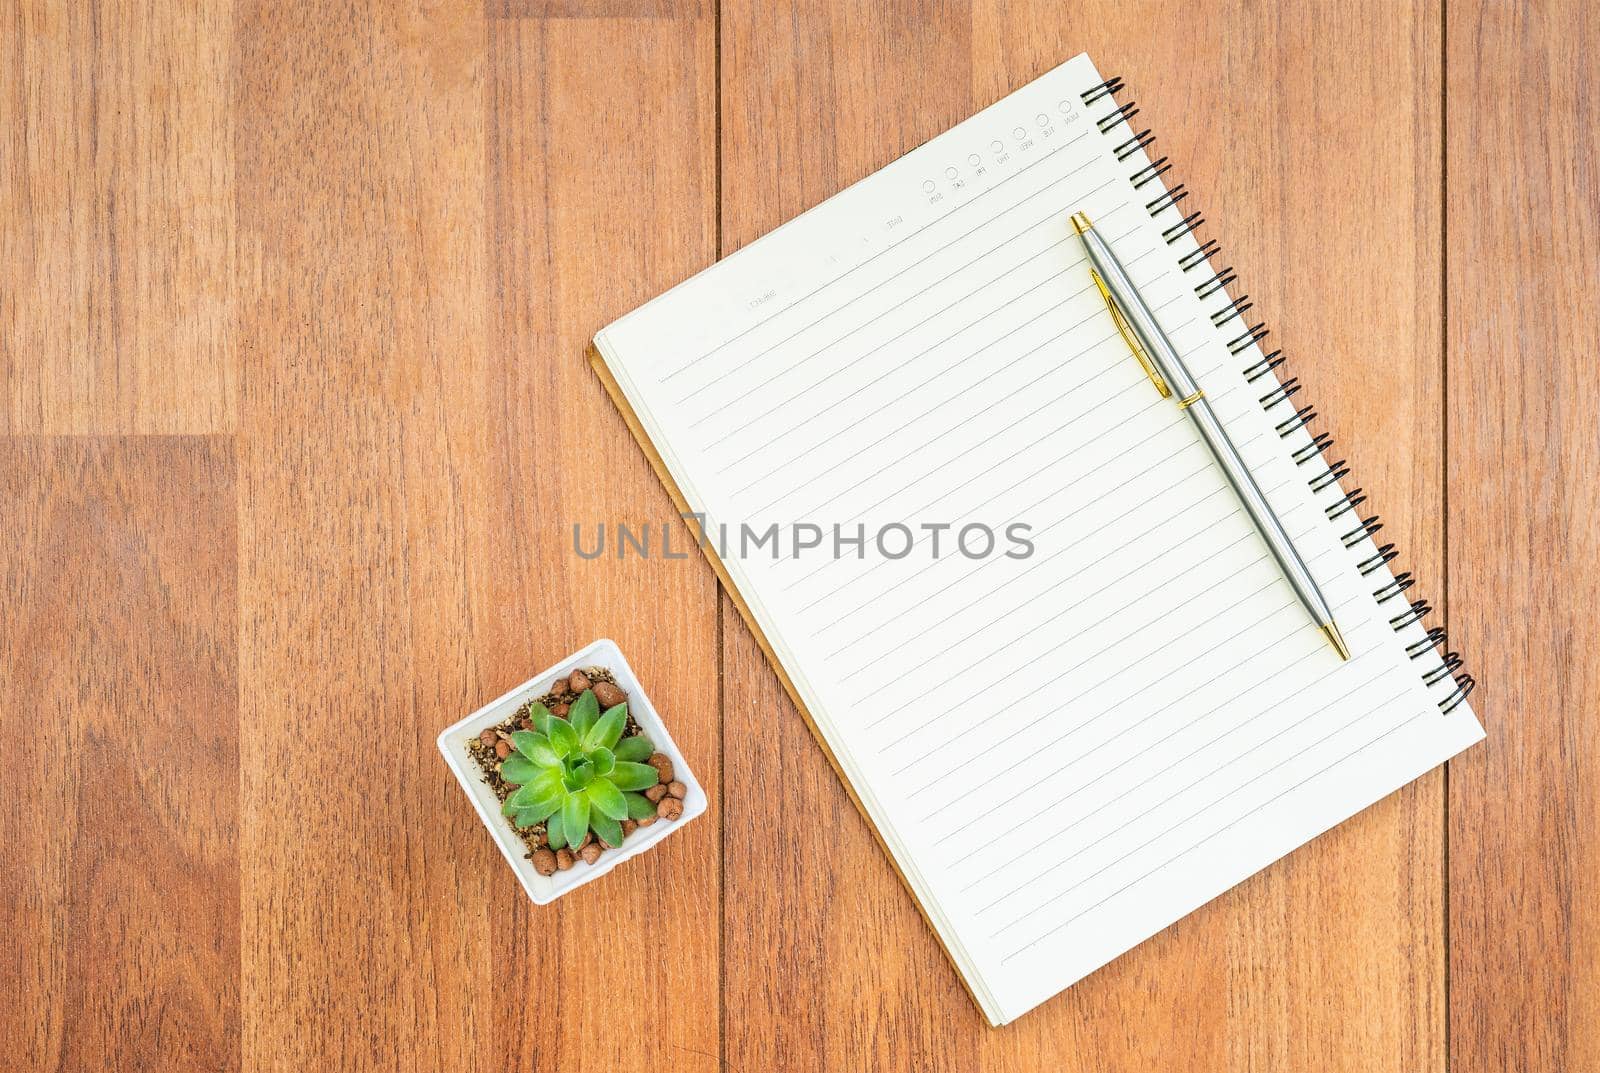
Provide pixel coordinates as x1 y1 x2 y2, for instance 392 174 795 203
1071 211 1349 660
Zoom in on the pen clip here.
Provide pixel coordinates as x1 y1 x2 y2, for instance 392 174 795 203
1091 268 1170 399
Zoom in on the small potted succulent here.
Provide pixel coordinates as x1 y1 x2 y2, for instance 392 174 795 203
438 639 703 902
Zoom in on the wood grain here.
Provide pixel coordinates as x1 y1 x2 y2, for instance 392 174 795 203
489 0 699 18
1445 1 1600 1070
485 12 721 1073
233 3 499 1066
0 0 1591 1069
717 3 987 1069
1057 9 1450 1073
232 0 719 1069
0 437 239 1072
0 2 236 434
719 3 1447 1069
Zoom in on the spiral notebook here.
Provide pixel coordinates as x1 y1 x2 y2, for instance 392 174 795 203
589 53 1484 1025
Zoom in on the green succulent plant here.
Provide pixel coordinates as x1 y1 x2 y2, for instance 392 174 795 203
499 688 659 850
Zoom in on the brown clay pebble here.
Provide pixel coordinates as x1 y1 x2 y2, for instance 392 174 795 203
552 702 569 717
531 849 558 876
667 780 687 800
657 796 684 821
645 784 669 803
549 677 570 697
647 753 674 784
517 716 532 730
635 814 657 827
579 842 602 865
555 848 575 871
575 831 593 851
494 739 512 759
568 669 592 693
479 728 498 747
620 819 637 838
592 681 627 709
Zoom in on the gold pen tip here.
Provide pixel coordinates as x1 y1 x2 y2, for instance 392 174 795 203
1321 622 1352 661
1070 211 1092 235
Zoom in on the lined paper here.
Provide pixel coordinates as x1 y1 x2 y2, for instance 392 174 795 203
595 53 1483 1024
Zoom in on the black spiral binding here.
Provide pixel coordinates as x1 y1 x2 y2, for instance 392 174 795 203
1081 76 1475 715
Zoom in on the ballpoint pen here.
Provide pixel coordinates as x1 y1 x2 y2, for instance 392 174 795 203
1070 210 1351 661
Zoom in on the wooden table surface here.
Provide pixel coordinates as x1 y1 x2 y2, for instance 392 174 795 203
3 1 1595 1070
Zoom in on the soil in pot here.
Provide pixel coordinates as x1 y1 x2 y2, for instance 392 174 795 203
465 664 686 875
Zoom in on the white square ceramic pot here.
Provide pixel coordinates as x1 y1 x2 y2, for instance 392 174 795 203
437 638 705 904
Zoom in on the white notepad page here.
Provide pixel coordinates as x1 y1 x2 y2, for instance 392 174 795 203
593 53 1484 1024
